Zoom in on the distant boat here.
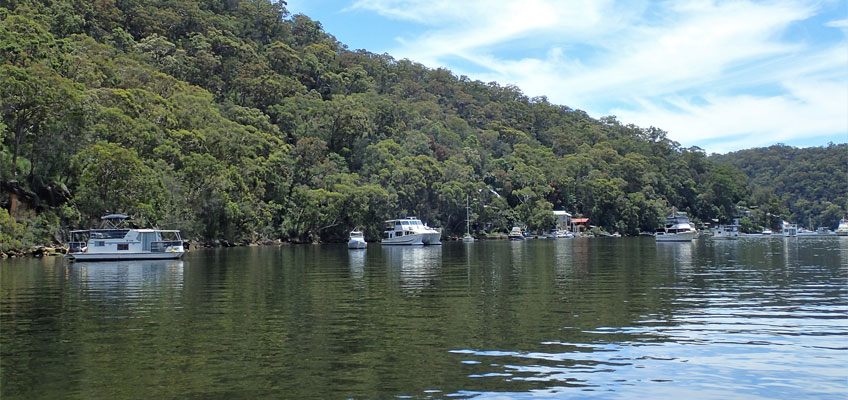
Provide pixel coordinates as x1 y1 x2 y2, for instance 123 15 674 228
782 222 798 237
381 217 441 245
348 228 367 249
761 228 773 235
65 214 185 261
546 229 573 239
655 210 697 242
508 226 525 241
836 218 848 236
712 224 739 240
462 195 475 242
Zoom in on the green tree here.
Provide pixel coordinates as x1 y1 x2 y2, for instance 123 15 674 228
0 64 82 176
72 142 167 224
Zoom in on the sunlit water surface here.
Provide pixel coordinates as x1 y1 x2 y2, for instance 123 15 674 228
2 237 846 399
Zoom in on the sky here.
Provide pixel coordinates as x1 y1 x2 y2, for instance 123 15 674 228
285 0 848 154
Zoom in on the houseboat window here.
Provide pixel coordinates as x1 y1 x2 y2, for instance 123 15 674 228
94 241 105 247
117 243 129 251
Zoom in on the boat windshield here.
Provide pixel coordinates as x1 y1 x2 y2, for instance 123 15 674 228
90 229 129 239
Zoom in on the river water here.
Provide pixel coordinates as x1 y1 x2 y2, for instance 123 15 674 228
2 237 846 399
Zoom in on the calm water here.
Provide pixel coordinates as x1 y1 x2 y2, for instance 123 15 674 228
2 237 846 399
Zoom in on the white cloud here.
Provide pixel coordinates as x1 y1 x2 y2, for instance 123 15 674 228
613 77 848 153
347 0 847 153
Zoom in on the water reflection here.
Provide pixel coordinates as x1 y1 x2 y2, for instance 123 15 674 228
67 260 184 297
655 241 694 270
348 248 366 280
2 239 846 399
382 245 442 291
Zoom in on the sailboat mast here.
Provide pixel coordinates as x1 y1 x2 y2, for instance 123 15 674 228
466 195 471 235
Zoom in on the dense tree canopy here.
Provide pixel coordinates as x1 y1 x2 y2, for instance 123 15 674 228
1 0 845 248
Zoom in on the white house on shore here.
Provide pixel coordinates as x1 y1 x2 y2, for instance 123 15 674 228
553 211 572 231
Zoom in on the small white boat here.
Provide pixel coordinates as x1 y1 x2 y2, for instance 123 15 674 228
65 214 185 261
712 224 739 240
761 228 773 235
655 210 698 242
348 228 367 249
836 218 848 236
381 217 441 245
508 226 525 241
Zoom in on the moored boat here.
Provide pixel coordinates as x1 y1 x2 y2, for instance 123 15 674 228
65 214 185 261
655 210 698 242
508 226 525 241
348 228 367 249
836 218 848 236
545 229 573 239
381 217 441 245
462 195 475 242
712 224 739 240
782 222 798 237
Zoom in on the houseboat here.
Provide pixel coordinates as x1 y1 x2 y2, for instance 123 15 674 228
782 222 798 237
65 214 185 261
711 224 739 240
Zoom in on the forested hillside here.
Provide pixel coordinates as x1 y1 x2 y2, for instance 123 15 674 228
1 0 845 250
711 144 848 230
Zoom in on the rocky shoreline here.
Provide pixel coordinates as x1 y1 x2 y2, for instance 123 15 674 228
0 239 281 260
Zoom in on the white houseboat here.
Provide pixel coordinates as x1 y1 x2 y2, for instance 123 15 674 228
381 217 441 245
66 214 185 261
711 224 739 240
655 210 698 242
782 221 798 237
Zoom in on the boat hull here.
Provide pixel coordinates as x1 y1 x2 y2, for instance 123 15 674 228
711 235 738 240
421 232 441 245
382 234 424 245
348 238 367 249
655 232 698 242
67 251 184 261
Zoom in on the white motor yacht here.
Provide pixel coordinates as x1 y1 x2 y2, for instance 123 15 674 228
348 228 367 249
65 214 185 261
508 227 525 241
655 210 698 242
836 218 848 236
381 217 441 245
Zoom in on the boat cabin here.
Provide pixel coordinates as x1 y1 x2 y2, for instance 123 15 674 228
382 217 426 239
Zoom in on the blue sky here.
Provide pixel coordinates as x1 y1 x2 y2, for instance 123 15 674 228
286 0 848 154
